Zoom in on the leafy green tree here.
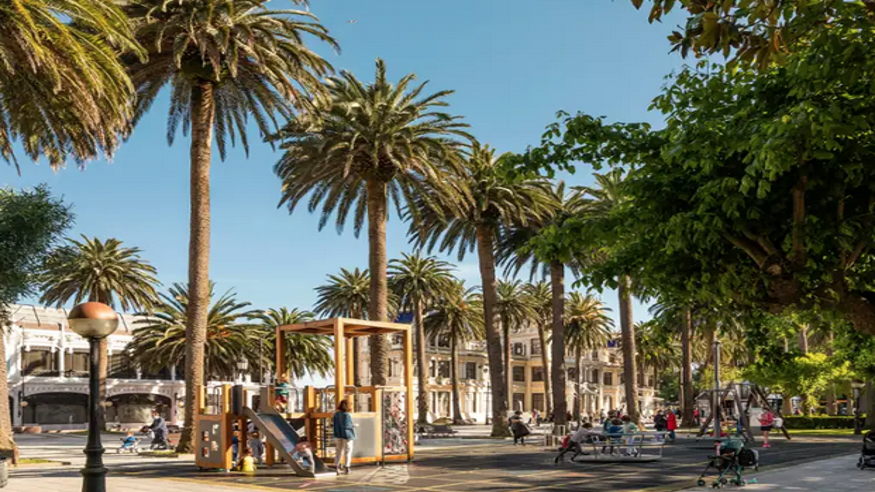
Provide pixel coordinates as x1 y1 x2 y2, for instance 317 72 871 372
565 292 612 421
423 282 484 425
0 0 139 172
632 0 875 68
522 282 554 415
124 0 336 452
129 283 260 381
496 279 536 412
39 235 159 429
314 268 369 385
515 21 875 340
745 353 851 413
274 59 469 387
250 308 333 382
389 253 456 424
410 142 552 436
0 186 72 459
498 182 589 422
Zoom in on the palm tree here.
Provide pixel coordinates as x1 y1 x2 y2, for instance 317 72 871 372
496 280 536 412
39 235 159 429
649 299 696 426
522 282 553 415
389 253 456 424
497 182 590 425
274 59 470 387
633 321 679 394
250 308 333 383
565 292 612 422
314 268 370 385
579 169 641 422
410 142 552 436
129 283 260 381
0 0 139 172
423 282 484 425
124 0 336 452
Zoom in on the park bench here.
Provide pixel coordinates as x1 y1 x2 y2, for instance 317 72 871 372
417 423 458 438
578 432 666 462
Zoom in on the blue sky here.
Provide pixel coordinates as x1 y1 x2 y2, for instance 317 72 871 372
6 1 687 330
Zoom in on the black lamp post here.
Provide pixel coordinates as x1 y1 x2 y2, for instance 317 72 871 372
852 380 865 436
237 358 249 382
68 302 119 492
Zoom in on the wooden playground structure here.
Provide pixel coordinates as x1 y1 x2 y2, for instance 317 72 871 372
194 318 415 476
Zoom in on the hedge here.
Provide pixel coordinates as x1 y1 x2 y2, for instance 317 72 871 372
781 416 865 430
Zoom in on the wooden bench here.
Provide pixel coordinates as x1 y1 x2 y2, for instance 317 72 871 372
417 424 458 438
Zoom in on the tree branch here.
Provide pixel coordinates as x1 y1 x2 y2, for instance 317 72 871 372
722 232 768 268
741 227 779 256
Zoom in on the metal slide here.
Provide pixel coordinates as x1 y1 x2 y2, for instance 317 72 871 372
243 407 331 478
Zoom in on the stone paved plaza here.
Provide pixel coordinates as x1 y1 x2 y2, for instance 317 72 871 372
6 431 869 491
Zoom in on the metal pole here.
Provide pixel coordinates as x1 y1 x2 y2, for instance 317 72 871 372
81 337 107 492
853 387 863 435
713 340 722 438
259 338 264 384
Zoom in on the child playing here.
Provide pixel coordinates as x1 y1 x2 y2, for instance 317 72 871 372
248 432 265 464
238 449 256 472
293 437 315 473
603 418 624 455
621 415 640 456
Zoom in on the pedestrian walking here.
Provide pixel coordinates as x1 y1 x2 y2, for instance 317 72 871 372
332 400 355 475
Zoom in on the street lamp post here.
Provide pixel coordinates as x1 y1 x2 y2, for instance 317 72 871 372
851 380 865 436
68 302 119 492
713 340 722 438
237 358 249 383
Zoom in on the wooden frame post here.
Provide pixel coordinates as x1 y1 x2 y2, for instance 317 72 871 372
276 325 287 383
334 319 345 406
403 326 414 460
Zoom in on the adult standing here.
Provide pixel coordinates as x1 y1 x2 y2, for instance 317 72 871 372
666 410 678 441
509 410 530 446
332 400 356 475
149 409 169 450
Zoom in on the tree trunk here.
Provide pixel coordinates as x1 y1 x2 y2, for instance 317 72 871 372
681 308 695 427
550 261 567 428
574 346 582 422
618 274 639 423
0 329 17 463
178 82 215 454
781 394 793 415
798 324 809 353
475 225 509 437
503 313 512 413
537 321 552 415
451 336 463 425
366 179 389 386
825 332 837 416
865 381 875 431
415 304 429 424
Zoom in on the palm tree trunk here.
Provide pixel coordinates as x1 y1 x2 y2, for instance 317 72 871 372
503 313 512 412
366 179 389 386
178 81 215 454
550 261 567 428
451 336 463 425
681 308 695 427
0 326 17 463
415 303 429 424
475 225 509 437
574 346 582 422
537 322 552 415
618 274 639 424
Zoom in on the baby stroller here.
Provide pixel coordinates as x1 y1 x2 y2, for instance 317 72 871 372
696 438 759 488
858 431 875 470
140 426 170 451
116 436 140 454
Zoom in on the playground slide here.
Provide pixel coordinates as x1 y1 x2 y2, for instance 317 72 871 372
243 407 331 478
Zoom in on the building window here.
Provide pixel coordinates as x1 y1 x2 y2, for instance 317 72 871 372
620 373 625 386
437 335 450 348
531 366 544 382
429 360 436 378
513 342 525 356
465 362 477 380
531 339 541 355
591 350 599 360
512 393 525 412
591 369 599 384
63 350 90 377
532 393 545 412
566 368 577 382
22 349 56 376
392 334 403 346
512 366 525 382
388 358 396 378
603 372 613 386
437 360 450 379
609 353 618 364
